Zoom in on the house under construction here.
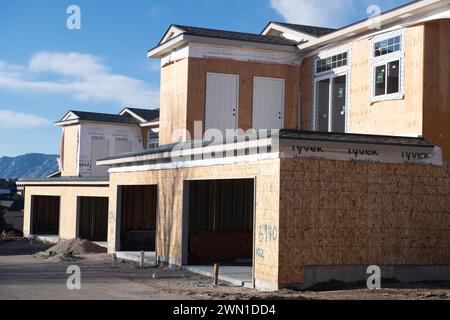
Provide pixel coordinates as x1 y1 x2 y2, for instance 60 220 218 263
20 0 450 290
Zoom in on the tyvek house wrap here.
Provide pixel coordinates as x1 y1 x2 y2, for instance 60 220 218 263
78 124 143 176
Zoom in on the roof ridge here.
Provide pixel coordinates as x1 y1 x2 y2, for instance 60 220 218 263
173 24 299 41
272 21 336 30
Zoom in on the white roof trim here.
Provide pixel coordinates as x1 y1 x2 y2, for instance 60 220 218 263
298 0 450 50
160 25 185 44
261 22 319 42
119 108 148 123
148 33 298 58
140 121 160 128
97 137 275 166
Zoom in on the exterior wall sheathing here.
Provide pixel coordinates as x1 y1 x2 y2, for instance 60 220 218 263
279 158 450 288
108 159 281 290
23 185 110 240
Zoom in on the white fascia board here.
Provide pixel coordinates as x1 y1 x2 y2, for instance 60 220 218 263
160 25 185 44
148 33 298 59
298 0 450 51
108 152 280 174
184 35 298 53
97 137 274 166
140 121 159 128
54 111 80 126
261 22 318 42
148 34 188 58
54 119 80 126
119 108 148 123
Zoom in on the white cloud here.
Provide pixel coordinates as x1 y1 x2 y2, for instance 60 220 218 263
0 110 50 128
0 52 159 107
270 0 356 27
29 52 106 77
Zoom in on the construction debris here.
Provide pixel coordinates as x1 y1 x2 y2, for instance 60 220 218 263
0 230 22 241
37 238 106 260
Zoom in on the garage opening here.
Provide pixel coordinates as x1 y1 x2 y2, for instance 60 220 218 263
119 185 157 251
31 196 60 235
186 179 254 265
78 197 108 241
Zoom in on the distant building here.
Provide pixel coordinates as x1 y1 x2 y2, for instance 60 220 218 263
0 197 24 232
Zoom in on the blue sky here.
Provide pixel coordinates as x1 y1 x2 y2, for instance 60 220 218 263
0 0 410 156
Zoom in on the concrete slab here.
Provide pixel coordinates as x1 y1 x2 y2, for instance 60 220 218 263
93 241 108 249
186 265 253 288
115 251 156 265
29 235 59 244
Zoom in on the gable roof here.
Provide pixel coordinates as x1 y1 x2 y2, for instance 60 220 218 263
161 24 299 46
265 22 336 37
56 110 139 126
120 108 160 123
297 0 450 50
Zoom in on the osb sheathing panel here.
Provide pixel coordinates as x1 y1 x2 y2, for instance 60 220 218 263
186 57 301 134
23 185 110 239
423 20 450 160
108 159 281 287
279 158 450 286
61 125 79 177
159 59 189 145
300 56 314 131
348 25 424 136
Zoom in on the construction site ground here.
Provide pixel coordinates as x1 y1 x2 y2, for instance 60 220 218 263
0 239 449 300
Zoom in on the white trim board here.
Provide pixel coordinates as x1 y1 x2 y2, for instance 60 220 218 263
108 152 280 173
160 42 301 67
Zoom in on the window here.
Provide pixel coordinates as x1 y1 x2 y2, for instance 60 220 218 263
316 52 347 73
371 31 404 101
374 60 400 96
148 131 159 149
374 36 401 57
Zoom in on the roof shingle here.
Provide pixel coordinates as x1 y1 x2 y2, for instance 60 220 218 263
169 25 299 46
65 111 139 125
125 108 160 122
270 22 336 37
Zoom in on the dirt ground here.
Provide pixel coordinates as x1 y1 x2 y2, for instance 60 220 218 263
1 239 449 300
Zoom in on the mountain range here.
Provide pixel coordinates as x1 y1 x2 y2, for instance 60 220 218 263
0 154 59 179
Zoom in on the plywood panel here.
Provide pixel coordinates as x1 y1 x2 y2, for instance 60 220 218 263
159 59 189 145
348 25 425 136
279 158 450 286
423 20 450 160
23 185 110 240
108 159 281 289
61 125 79 177
300 57 314 131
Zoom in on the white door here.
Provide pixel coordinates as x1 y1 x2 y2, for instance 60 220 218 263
252 77 285 130
205 73 239 134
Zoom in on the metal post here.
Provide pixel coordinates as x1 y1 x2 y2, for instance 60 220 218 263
213 263 220 286
112 253 117 268
139 251 145 269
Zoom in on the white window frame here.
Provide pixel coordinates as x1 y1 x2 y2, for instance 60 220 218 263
312 44 352 132
370 29 405 103
148 131 159 149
